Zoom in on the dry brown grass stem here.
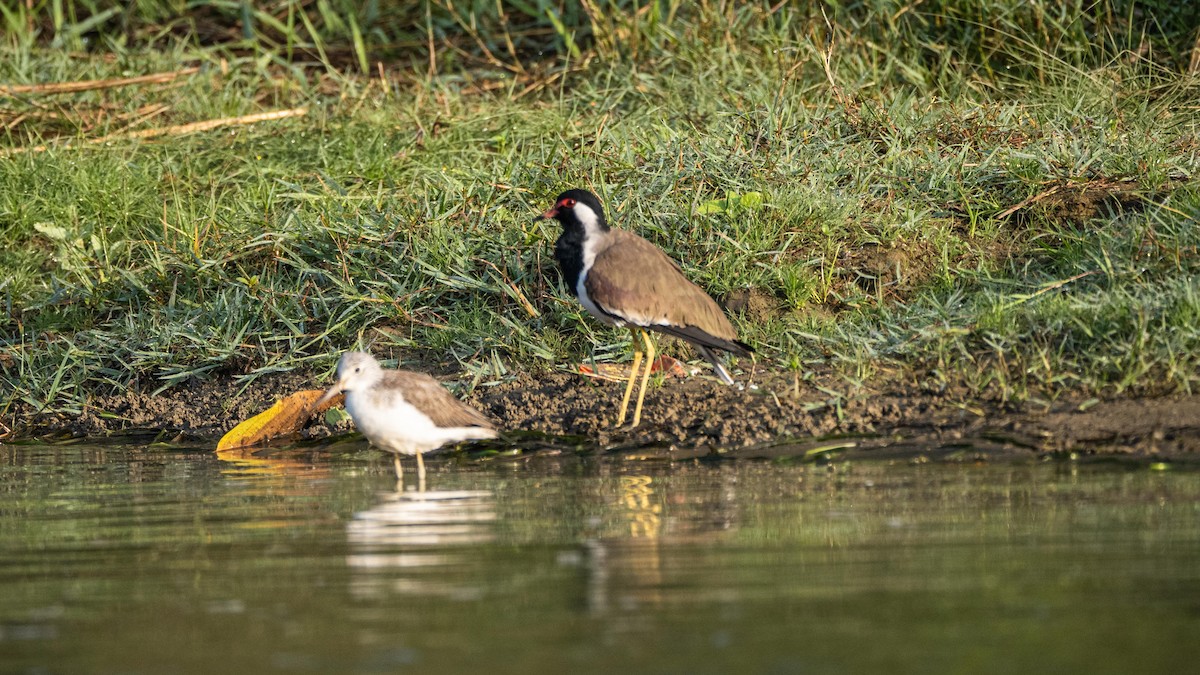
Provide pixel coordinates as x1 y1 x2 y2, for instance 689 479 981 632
0 67 200 96
4 107 308 156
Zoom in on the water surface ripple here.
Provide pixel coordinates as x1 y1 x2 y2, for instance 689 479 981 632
1 443 1198 674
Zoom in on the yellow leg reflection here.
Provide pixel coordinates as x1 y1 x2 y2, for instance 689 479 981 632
621 475 662 539
619 474 663 607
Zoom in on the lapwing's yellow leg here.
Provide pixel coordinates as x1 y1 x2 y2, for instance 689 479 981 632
416 453 427 492
616 327 645 426
393 455 404 492
630 329 657 428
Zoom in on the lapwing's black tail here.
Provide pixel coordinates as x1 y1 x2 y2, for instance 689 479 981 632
651 324 753 358
694 345 735 385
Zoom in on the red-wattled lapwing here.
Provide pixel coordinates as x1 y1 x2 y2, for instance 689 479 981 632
316 351 498 489
540 189 753 428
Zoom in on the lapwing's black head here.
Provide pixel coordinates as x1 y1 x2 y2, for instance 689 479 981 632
541 189 608 234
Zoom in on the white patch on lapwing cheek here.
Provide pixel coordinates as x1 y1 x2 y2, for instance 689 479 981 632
572 202 624 327
572 202 604 244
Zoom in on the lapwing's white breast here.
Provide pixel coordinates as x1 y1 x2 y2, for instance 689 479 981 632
573 202 625 327
576 219 680 330
576 275 621 327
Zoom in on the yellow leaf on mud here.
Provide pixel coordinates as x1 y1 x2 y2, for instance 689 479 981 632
216 389 344 451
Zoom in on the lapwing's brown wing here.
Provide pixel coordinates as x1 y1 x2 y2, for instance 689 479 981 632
584 229 747 353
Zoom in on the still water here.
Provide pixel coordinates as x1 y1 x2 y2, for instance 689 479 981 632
2 440 1199 674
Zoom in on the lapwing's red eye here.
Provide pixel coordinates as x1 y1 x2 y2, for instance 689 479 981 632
563 198 576 208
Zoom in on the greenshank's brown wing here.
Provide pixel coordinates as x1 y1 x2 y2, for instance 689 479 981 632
377 370 496 430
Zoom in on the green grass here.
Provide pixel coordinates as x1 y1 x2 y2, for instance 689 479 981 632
1 1 1198 421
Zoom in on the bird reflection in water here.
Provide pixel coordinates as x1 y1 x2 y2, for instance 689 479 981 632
576 470 740 617
622 475 663 539
346 489 496 600
579 474 666 615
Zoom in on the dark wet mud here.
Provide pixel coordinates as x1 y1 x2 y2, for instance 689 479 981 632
9 367 1200 462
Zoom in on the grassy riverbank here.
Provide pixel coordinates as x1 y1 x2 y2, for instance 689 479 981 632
1 1 1198 431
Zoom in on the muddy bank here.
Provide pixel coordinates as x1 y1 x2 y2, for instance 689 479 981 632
476 371 1200 461
8 366 1200 462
